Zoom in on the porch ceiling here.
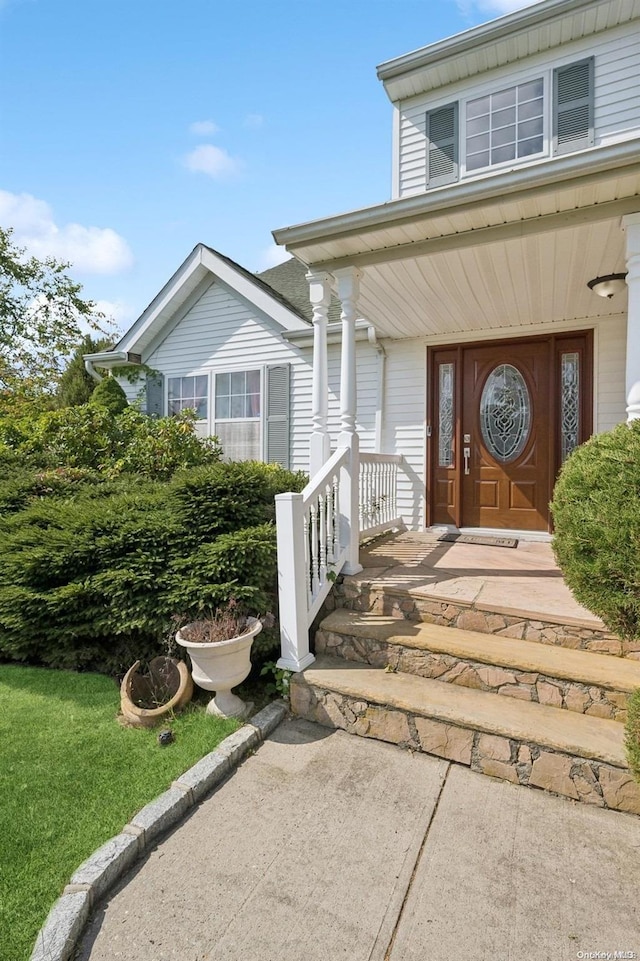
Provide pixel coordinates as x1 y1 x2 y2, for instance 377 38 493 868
355 217 627 339
278 154 640 340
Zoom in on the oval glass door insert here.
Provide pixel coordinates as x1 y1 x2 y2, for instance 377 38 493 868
480 363 531 462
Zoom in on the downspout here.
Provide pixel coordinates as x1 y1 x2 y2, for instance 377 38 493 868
84 358 105 383
367 325 386 452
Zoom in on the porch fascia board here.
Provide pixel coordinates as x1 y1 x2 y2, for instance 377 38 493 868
284 318 373 346
272 138 640 258
309 195 640 273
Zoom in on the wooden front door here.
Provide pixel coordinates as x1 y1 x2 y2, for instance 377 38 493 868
429 333 592 532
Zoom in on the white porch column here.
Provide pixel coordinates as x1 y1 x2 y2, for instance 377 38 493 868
307 270 332 475
334 266 363 575
623 213 640 422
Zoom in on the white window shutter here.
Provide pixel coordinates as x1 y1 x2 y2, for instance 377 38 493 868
265 364 290 468
553 58 594 156
426 103 458 187
145 371 164 417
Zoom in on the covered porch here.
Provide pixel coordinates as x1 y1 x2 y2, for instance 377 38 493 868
273 152 640 671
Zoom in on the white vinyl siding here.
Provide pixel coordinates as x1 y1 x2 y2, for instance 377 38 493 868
117 279 380 472
594 315 626 433
396 25 640 197
381 339 427 530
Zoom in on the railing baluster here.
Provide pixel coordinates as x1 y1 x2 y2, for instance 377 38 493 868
319 492 327 584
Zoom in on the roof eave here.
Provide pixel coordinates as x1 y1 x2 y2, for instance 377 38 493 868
377 0 607 99
272 137 640 257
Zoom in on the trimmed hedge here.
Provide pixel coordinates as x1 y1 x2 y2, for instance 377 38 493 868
550 421 640 642
0 462 306 674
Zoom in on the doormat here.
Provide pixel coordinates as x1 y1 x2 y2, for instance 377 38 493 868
437 532 519 549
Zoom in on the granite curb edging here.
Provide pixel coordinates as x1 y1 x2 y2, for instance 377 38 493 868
29 700 288 961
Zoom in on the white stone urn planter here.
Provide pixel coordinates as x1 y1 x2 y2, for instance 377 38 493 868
175 617 262 718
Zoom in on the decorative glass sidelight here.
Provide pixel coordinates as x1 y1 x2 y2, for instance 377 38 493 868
561 352 580 461
438 363 455 467
480 363 531 462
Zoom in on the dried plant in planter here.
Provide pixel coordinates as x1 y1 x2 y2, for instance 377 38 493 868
175 600 269 718
177 599 250 644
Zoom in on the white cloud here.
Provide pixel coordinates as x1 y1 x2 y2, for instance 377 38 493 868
0 189 134 274
189 119 219 136
94 298 136 332
457 0 543 14
244 113 264 130
256 243 290 271
183 144 242 179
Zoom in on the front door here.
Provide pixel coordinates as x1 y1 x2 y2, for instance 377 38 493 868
429 333 592 532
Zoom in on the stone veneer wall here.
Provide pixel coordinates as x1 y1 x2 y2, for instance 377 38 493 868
291 678 640 817
315 629 630 722
327 581 639 658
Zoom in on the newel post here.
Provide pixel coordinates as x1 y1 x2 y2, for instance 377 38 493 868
275 491 315 672
307 270 332 476
335 266 363 576
623 212 640 422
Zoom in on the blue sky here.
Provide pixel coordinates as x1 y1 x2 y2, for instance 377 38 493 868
0 0 538 335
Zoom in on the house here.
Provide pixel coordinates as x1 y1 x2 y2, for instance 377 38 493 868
84 245 383 469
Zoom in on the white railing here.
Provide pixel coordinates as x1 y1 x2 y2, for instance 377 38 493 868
359 453 404 538
276 448 403 672
275 447 349 672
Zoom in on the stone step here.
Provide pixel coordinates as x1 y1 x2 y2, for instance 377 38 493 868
316 610 640 722
332 574 634 657
291 656 640 816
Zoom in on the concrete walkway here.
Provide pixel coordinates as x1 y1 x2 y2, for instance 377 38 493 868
78 717 640 961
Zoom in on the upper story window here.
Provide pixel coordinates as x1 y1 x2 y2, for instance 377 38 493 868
466 79 544 172
425 57 594 188
168 374 208 419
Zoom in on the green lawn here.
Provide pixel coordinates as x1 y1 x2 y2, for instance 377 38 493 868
0 664 240 961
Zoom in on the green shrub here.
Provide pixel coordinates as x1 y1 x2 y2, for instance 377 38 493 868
4 404 221 478
550 421 640 641
167 524 277 614
0 467 106 516
170 461 306 542
89 376 129 415
625 689 640 783
0 486 177 672
0 463 300 674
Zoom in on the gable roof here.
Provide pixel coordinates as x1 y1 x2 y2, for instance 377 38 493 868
103 244 312 363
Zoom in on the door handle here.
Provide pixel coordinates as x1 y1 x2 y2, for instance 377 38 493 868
463 447 471 475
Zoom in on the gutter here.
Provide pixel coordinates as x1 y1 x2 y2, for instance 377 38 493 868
83 351 142 383
272 138 640 251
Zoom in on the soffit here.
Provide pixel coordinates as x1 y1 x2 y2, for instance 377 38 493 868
379 0 640 101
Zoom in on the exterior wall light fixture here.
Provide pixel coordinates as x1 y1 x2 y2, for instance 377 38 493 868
587 273 628 299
